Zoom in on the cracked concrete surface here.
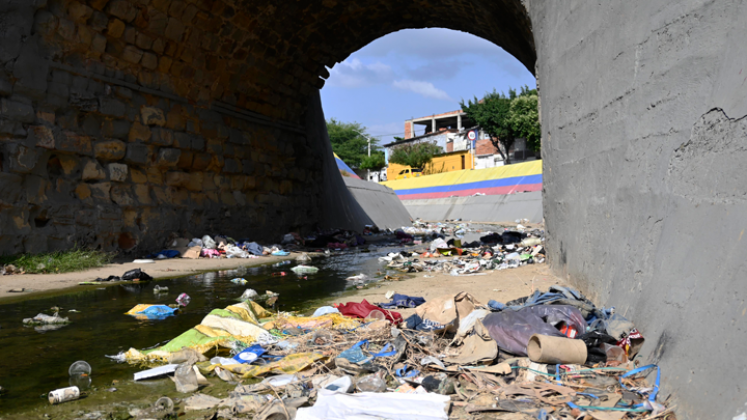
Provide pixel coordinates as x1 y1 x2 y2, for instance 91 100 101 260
533 2 747 419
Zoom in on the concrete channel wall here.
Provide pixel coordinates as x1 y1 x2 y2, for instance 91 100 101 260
343 176 413 230
308 92 412 232
404 191 542 224
530 2 747 419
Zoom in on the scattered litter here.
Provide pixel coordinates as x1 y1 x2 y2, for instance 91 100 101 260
176 293 191 306
240 289 259 300
125 304 179 320
48 386 80 404
291 265 319 274
153 285 169 294
133 364 179 381
23 313 70 326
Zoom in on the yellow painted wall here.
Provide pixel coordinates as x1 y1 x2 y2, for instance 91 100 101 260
386 151 471 180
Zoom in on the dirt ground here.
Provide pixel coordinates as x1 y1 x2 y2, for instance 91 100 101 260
0 254 300 301
322 262 564 317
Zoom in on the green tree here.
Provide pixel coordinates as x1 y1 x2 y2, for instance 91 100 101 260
389 142 443 169
360 152 386 171
460 85 540 164
508 94 541 152
326 118 380 168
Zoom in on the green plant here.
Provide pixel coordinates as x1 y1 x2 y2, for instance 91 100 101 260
389 142 443 169
359 152 386 171
0 248 115 274
460 85 540 163
326 118 381 168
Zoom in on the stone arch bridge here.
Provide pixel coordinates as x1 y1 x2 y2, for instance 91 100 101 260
2 1 747 419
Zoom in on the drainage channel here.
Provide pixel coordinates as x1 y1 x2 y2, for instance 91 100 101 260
0 249 393 415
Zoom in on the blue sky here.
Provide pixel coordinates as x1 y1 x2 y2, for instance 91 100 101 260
320 28 536 146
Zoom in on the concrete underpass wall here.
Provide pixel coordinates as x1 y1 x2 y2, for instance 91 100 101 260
404 191 542 223
530 2 747 418
343 176 412 230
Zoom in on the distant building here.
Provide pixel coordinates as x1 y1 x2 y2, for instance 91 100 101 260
383 108 536 180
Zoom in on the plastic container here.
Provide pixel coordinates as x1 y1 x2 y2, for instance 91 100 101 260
356 374 387 392
68 361 91 376
366 310 386 322
325 375 354 393
603 343 628 363
154 397 174 413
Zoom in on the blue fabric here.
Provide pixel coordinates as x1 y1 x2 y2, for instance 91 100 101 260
488 300 506 311
338 340 369 363
271 250 289 256
132 305 178 319
379 293 425 309
404 314 444 331
146 250 180 259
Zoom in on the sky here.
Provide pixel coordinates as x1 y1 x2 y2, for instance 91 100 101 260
320 28 536 147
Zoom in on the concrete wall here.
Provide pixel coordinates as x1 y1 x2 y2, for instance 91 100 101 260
343 176 412 230
404 191 542 223
530 2 747 418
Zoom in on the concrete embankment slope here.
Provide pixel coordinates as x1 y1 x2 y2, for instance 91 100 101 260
404 191 542 223
309 92 412 231
343 177 413 229
531 2 747 419
382 161 542 223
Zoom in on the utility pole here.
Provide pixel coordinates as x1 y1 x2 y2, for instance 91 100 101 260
353 129 373 182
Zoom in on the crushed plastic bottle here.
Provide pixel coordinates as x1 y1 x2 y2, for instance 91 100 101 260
176 293 191 307
153 285 169 294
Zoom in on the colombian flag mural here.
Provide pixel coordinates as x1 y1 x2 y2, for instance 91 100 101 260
334 153 360 179
381 160 541 200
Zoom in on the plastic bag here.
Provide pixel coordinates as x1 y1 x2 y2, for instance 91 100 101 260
202 235 217 249
174 363 199 393
122 268 153 281
176 293 191 307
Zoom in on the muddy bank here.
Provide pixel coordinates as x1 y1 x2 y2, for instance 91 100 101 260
0 254 310 302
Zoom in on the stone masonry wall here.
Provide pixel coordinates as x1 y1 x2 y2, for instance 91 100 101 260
0 0 323 255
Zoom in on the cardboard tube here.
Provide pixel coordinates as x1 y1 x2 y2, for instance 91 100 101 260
527 334 587 364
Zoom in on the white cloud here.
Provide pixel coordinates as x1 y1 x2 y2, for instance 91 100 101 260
358 28 531 78
392 79 453 101
327 58 394 88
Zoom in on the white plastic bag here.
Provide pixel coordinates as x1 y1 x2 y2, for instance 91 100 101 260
201 235 217 249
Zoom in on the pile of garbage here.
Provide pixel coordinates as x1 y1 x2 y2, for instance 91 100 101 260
378 226 545 276
106 284 671 420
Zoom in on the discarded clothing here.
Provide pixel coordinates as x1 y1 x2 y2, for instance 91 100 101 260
379 293 426 309
482 305 586 356
296 389 450 420
125 304 179 320
145 250 180 259
505 285 599 318
337 300 403 324
404 314 445 331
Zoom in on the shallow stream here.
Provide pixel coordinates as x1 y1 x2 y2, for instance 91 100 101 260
0 249 392 415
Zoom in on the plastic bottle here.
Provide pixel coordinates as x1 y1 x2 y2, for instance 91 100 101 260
603 343 627 363
356 374 387 392
48 386 80 404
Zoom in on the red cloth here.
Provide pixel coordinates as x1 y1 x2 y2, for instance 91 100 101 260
336 299 403 324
